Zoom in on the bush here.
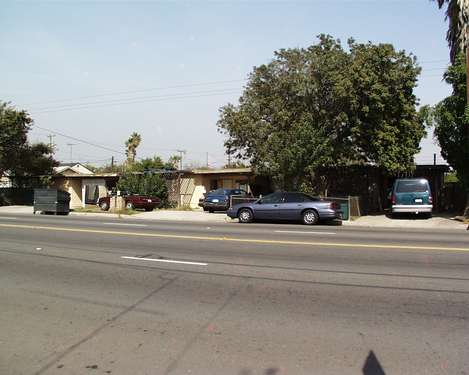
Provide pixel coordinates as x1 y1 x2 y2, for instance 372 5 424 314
117 172 169 207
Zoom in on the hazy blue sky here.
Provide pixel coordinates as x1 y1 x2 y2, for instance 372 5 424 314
1 0 452 167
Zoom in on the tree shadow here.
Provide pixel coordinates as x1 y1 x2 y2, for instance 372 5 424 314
363 350 386 375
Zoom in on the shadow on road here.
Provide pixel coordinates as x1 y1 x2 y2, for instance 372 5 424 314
363 350 386 375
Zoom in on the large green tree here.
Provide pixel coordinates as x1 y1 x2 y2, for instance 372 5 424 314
433 0 469 216
0 102 56 184
430 54 469 215
217 35 424 189
116 172 168 206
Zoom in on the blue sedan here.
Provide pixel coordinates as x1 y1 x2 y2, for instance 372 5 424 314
227 192 342 225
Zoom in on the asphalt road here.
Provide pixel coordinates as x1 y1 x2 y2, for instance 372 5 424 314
1 213 468 375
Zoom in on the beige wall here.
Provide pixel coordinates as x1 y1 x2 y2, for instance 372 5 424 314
53 178 82 208
187 174 252 208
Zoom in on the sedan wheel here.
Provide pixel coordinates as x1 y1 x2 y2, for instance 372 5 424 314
302 209 319 225
238 208 253 223
126 202 135 210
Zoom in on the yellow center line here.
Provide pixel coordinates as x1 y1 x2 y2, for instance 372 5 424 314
0 222 468 253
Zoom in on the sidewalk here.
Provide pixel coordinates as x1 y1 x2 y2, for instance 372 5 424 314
344 214 467 230
132 210 233 223
0 205 233 222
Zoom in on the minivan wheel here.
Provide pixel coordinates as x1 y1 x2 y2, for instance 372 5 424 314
238 208 253 223
302 209 319 225
100 202 109 211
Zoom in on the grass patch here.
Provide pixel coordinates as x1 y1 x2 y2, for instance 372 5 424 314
73 206 138 215
113 208 139 216
158 204 194 211
73 206 105 214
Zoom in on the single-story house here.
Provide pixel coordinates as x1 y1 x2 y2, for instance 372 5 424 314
51 163 119 209
179 168 255 208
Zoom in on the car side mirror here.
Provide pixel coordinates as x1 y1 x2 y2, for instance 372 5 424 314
257 199 262 204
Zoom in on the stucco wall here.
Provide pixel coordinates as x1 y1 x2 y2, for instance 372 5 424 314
52 178 82 208
187 173 252 209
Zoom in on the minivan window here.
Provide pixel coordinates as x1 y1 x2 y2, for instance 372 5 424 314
396 180 429 193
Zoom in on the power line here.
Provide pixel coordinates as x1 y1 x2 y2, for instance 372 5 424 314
33 125 195 160
32 89 241 114
32 87 241 111
33 125 126 156
24 79 247 107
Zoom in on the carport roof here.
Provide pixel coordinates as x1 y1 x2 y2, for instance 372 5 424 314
191 167 252 175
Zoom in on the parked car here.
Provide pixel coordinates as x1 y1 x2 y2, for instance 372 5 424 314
203 188 251 212
389 178 433 217
227 191 342 225
97 194 161 211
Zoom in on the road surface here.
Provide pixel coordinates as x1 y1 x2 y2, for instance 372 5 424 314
1 213 468 375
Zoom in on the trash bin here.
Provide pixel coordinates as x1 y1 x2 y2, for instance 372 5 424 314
33 188 71 215
340 202 349 220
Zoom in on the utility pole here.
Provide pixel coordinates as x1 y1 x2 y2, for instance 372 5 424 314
111 156 114 169
227 146 231 168
66 143 77 162
176 149 186 170
206 152 209 168
47 135 56 152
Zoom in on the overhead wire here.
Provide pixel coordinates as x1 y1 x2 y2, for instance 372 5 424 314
32 89 242 114
23 79 247 107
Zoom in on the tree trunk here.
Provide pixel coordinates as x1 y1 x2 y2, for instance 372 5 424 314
464 192 469 218
466 43 469 219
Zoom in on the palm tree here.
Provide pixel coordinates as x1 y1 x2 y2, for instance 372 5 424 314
125 132 141 164
435 0 469 63
435 1 469 217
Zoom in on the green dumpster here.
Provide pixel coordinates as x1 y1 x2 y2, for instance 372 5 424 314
340 201 349 220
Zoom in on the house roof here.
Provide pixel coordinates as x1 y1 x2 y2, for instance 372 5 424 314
54 162 94 175
191 167 252 175
53 173 119 179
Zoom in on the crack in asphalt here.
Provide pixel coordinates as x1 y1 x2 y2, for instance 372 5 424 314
33 276 178 375
163 287 241 375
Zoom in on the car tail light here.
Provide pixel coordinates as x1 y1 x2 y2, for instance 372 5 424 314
429 195 433 204
391 195 396 205
330 202 340 210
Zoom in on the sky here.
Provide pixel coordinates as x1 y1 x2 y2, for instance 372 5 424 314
1 0 453 168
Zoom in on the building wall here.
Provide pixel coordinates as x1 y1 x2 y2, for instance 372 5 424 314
189 175 206 208
187 173 252 208
53 178 83 208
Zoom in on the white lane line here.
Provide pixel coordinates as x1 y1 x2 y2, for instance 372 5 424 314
121 256 208 266
275 230 336 235
0 217 18 220
102 222 148 227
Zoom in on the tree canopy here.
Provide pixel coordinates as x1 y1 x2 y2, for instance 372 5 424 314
125 132 141 164
116 172 169 206
433 0 469 62
429 54 469 199
0 102 57 184
217 35 425 189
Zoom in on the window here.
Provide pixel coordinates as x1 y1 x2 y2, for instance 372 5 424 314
284 193 305 203
211 188 226 195
396 180 429 193
261 192 284 204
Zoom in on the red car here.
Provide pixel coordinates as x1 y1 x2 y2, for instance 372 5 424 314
97 195 161 211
